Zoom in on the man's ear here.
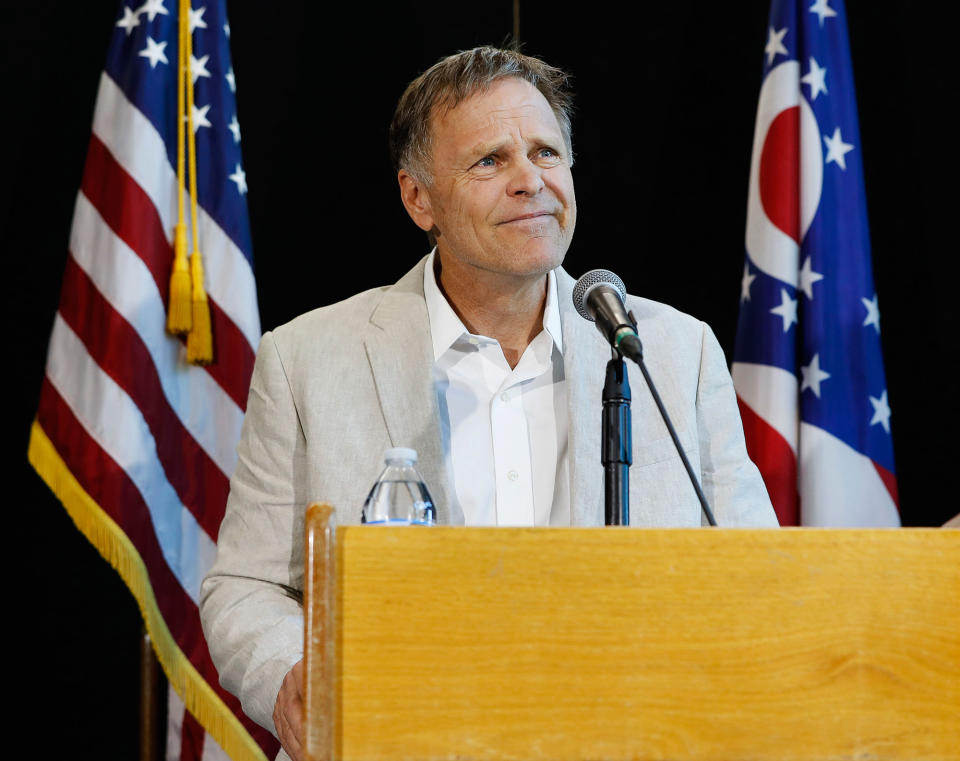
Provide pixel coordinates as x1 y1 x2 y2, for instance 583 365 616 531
398 170 436 233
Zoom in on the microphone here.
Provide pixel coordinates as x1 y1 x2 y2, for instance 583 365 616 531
572 269 718 527
571 269 643 361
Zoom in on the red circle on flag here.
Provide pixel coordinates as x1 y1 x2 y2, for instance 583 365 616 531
759 106 801 244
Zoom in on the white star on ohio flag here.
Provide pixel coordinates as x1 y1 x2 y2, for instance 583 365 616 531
228 115 241 143
225 67 236 93
800 354 831 398
138 36 168 68
798 256 823 300
862 294 881 333
801 57 828 100
229 164 247 194
823 127 854 170
741 264 756 302
770 288 798 332
809 0 838 27
869 390 891 433
765 26 789 65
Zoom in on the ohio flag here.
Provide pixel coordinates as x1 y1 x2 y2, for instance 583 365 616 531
732 0 899 526
27 1 278 759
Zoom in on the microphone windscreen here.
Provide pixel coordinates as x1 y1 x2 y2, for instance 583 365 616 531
572 269 628 321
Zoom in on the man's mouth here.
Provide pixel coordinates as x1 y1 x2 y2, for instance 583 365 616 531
499 211 556 225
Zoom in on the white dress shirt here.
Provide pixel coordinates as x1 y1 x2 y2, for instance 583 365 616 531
423 250 570 527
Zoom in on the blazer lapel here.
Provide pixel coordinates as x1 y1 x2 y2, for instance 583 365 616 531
557 268 606 526
364 262 606 527
363 258 460 525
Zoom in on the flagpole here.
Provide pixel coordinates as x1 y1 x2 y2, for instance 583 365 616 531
139 630 165 761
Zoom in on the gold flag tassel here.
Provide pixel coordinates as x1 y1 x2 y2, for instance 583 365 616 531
186 250 212 364
184 0 213 365
166 0 191 335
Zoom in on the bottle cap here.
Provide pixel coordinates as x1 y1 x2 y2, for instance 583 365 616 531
384 447 417 464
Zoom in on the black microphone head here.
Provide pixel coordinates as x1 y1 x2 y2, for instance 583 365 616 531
572 269 627 321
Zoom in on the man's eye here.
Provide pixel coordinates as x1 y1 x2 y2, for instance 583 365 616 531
475 156 496 168
536 148 562 164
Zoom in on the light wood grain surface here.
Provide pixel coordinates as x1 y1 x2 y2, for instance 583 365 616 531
304 504 337 761
308 526 959 760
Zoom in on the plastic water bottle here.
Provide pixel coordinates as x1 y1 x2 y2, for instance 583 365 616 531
361 447 437 525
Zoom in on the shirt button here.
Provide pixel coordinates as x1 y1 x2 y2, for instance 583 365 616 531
500 391 510 402
507 469 519 482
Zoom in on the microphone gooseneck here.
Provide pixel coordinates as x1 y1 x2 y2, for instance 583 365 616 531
572 269 718 527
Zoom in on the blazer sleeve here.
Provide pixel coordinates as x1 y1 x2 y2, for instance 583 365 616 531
695 323 779 527
200 331 307 735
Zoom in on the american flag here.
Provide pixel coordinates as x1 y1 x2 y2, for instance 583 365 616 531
26 1 278 758
732 0 899 526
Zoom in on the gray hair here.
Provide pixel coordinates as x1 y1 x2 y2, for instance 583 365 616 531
389 46 574 184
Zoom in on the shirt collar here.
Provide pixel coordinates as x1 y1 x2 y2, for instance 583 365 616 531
423 248 564 362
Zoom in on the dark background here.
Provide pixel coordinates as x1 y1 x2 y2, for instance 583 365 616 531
6 1 954 757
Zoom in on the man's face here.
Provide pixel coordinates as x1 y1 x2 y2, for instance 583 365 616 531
404 77 576 282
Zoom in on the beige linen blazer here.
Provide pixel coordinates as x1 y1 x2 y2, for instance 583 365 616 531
200 256 776 746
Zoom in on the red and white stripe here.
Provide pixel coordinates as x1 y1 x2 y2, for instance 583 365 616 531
733 362 899 526
732 362 799 525
38 71 277 759
91 74 260 350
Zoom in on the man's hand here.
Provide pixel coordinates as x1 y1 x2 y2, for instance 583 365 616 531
273 659 305 761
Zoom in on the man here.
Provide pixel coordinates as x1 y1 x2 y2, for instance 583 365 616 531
200 46 777 761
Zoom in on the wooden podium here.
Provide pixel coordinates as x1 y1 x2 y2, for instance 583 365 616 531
303 504 959 761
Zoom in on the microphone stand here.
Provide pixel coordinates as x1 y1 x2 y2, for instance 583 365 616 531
617 329 718 527
577 270 719 527
602 348 631 526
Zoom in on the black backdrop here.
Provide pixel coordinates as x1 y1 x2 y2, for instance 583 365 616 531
6 1 955 757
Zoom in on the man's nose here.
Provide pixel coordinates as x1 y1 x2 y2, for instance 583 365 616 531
507 157 545 196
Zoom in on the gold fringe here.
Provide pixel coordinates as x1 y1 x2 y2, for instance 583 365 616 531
166 222 192 335
27 421 267 761
186 251 213 365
